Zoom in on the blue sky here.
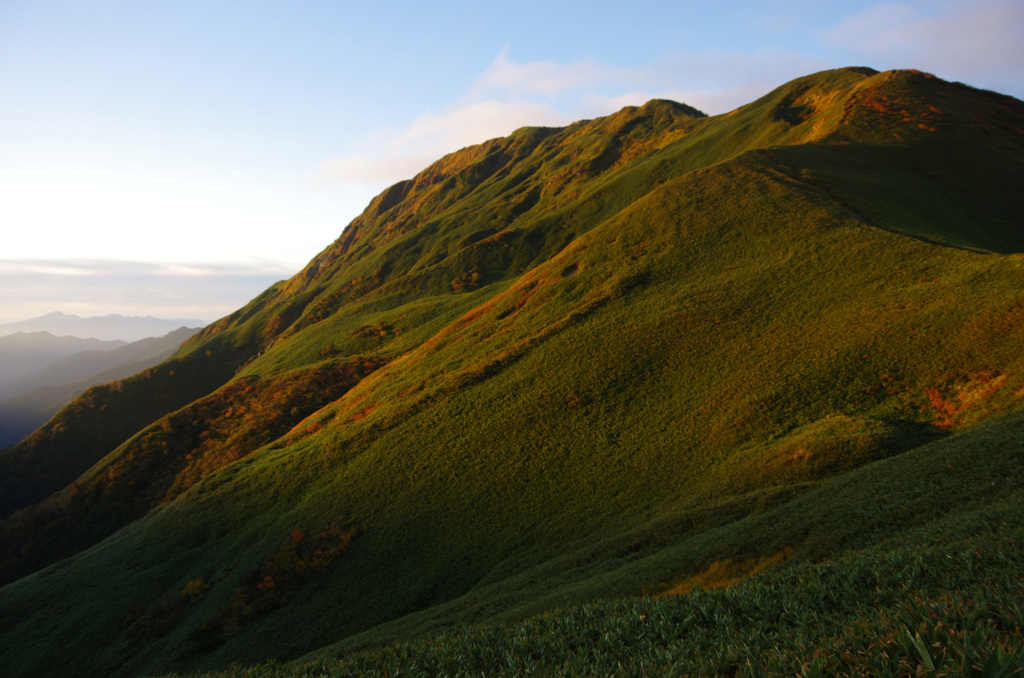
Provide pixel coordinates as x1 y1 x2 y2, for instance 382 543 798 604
2 0 1022 323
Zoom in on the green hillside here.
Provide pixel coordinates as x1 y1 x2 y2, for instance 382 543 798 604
167 406 1024 677
1 67 1023 678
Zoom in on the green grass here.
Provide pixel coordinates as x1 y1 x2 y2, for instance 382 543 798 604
167 524 1024 677
1 67 1023 678
159 407 1024 677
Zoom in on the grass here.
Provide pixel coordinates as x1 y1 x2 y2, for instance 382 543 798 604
1 67 1023 678
172 528 1024 677
158 406 1024 677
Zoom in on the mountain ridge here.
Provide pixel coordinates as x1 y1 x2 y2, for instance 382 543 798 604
1 67 1023 677
0 327 201 463
0 312 207 342
0 331 127 389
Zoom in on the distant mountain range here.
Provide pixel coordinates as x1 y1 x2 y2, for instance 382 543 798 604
0 327 201 449
0 314 205 448
0 311 206 342
0 331 126 390
1 68 1024 678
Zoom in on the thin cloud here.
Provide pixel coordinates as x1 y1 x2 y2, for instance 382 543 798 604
317 99 566 185
470 46 635 99
389 99 564 152
575 48 829 117
0 259 294 324
318 153 447 186
0 259 293 278
579 84 765 120
315 48 827 188
0 262 100 277
821 1 1024 88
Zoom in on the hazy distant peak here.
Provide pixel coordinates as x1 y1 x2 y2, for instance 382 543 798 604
0 312 206 342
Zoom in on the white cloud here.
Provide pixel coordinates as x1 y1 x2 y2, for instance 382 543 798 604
316 47 828 189
316 98 567 185
470 46 635 99
390 99 564 152
821 1 1024 87
0 259 294 323
317 153 445 186
0 261 100 277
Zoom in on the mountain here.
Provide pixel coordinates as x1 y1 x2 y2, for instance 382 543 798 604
0 326 202 404
1 68 1023 678
0 331 125 389
0 312 207 342
0 326 202 451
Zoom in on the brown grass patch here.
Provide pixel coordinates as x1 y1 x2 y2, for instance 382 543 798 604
661 547 793 596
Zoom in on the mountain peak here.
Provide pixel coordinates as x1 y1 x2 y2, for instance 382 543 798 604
0 313 205 342
637 97 707 118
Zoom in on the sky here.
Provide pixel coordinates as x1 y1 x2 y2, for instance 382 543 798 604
2 0 1022 324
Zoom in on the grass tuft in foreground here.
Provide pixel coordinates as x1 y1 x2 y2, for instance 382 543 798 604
163 495 1024 678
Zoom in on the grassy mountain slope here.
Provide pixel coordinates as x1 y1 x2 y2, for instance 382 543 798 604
165 405 1024 677
0 320 264 528
1 68 1023 678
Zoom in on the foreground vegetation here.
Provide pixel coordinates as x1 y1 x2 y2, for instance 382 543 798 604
167 409 1024 677
168 530 1024 677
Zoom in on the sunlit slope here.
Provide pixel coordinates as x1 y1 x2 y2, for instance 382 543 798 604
772 69 1024 252
1 67 1023 678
